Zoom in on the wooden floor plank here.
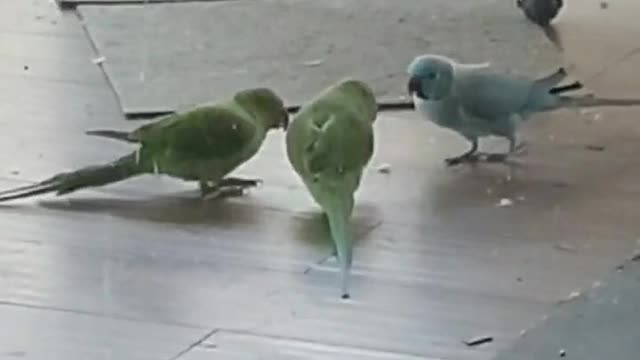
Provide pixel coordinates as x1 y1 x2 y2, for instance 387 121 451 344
1 0 640 359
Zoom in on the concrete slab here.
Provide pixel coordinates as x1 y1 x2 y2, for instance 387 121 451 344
76 0 561 116
492 256 640 360
58 0 225 8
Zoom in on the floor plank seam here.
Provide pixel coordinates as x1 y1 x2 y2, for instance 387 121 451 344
168 328 219 360
0 300 207 331
210 328 431 360
72 6 127 118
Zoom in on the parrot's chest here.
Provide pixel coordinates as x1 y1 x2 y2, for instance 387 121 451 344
414 96 461 126
414 96 495 138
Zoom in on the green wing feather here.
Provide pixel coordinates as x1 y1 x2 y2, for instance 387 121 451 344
137 105 257 160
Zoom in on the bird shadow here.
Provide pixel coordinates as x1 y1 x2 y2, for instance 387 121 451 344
32 190 273 228
422 159 576 216
3 188 381 254
288 203 383 254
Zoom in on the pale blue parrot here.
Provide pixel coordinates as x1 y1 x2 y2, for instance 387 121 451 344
407 54 640 165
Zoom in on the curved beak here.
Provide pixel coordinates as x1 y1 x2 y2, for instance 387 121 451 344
280 109 290 131
407 76 421 96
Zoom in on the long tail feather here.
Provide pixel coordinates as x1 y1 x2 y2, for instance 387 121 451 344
550 81 583 94
324 194 354 299
560 95 640 108
0 181 60 202
85 129 137 143
0 153 144 202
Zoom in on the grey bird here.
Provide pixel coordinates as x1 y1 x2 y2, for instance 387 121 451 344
407 54 640 166
516 0 563 27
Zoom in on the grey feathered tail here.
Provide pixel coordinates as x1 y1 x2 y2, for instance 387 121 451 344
325 194 354 299
550 81 583 94
559 95 640 108
0 153 144 202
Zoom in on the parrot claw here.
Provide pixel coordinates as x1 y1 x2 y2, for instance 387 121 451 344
218 187 248 198
201 186 247 200
481 153 509 163
512 141 529 156
199 177 260 200
217 177 263 189
445 154 480 166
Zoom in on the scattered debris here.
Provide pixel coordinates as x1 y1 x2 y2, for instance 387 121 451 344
516 195 526 201
516 277 523 282
497 198 514 207
376 163 392 174
23 65 29 71
558 290 581 304
10 170 19 175
201 343 217 349
485 188 493 195
592 280 603 289
554 242 578 253
463 335 493 347
303 58 325 67
92 56 106 65
518 328 528 337
585 144 605 152
600 1 609 9
559 349 567 357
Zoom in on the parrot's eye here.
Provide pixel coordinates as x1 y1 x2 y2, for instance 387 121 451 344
426 72 437 80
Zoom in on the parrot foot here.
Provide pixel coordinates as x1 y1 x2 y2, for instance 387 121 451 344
199 177 262 200
478 153 509 163
201 186 247 200
217 177 263 188
445 154 480 166
512 141 529 156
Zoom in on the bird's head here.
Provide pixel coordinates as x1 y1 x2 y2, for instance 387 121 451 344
333 78 378 122
235 88 289 131
406 54 455 101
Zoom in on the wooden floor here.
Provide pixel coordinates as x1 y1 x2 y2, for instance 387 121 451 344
1 1 640 359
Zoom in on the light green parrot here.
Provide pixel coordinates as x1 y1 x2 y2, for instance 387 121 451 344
286 78 377 298
0 88 289 202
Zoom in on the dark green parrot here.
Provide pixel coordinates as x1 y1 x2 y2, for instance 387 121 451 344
0 88 289 202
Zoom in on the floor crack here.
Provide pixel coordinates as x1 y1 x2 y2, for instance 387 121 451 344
584 46 640 83
168 328 219 360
